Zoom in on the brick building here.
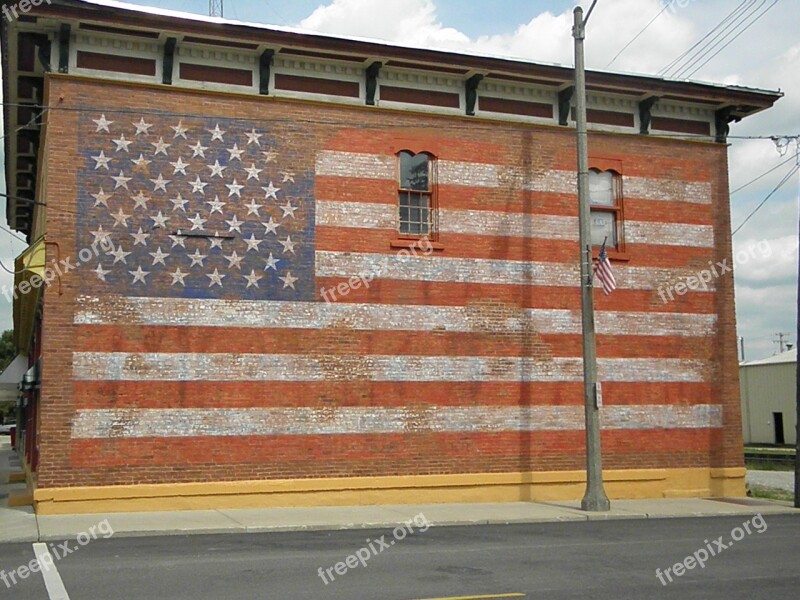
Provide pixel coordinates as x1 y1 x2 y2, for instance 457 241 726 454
1 0 781 514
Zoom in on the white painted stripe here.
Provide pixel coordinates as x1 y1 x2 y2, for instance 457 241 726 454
315 201 714 247
315 151 713 204
315 251 715 291
70 404 722 439
72 353 706 383
74 295 716 338
32 543 70 600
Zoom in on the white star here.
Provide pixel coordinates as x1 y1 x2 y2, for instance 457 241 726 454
131 154 151 169
227 143 244 161
171 120 189 139
279 271 298 290
170 157 189 175
245 129 262 146
129 265 150 284
92 114 113 133
208 124 225 142
91 188 112 208
131 191 150 210
207 268 225 287
111 171 131 190
151 137 171 156
209 234 226 250
132 118 153 136
150 174 171 192
262 217 279 236
280 200 298 219
170 268 188 286
244 234 262 252
190 140 208 158
264 253 279 271
170 193 188 212
262 149 277 163
131 227 150 246
226 215 243 233
280 170 295 183
262 181 280 200
189 176 209 195
279 236 296 254
111 207 131 228
244 199 261 216
188 249 207 267
91 225 112 245
94 263 110 281
109 245 131 264
92 150 111 170
149 247 170 266
188 213 207 231
207 160 226 178
244 269 262 288
226 179 244 198
112 134 132 152
151 211 169 228
245 163 262 181
224 250 244 269
168 235 187 248
206 196 226 214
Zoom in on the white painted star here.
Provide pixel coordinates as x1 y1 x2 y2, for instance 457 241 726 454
109 245 131 264
207 268 225 287
209 234 226 250
91 188 112 208
149 247 170 266
131 191 150 210
112 134 132 152
94 263 110 281
280 170 295 183
131 227 150 246
262 217 279 236
244 269 262 288
91 225 112 245
207 160 226 178
171 120 189 139
224 250 244 270
208 124 226 142
244 234 262 252
170 157 189 175
132 117 153 136
245 129 262 146
190 141 208 158
129 265 150 284
111 171 131 190
111 208 131 228
264 253 279 271
226 179 244 198
170 268 188 286
206 196 226 214
151 137 171 156
151 211 169 228
262 181 280 200
170 193 188 212
150 174 171 192
280 200 298 219
168 235 187 248
227 143 244 161
92 150 111 170
188 249 207 267
262 149 277 163
279 236 296 254
226 215 244 233
131 153 151 169
188 213 207 231
279 271 298 290
244 163 262 181
189 176 209 195
92 114 113 133
244 199 261 216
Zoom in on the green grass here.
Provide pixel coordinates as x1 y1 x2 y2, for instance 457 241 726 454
746 460 794 472
749 485 795 503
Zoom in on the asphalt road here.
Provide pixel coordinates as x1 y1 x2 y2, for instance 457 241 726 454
1 515 798 600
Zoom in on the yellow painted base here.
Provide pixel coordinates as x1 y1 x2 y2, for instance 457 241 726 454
33 467 746 515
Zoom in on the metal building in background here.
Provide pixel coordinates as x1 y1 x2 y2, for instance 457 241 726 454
740 349 797 446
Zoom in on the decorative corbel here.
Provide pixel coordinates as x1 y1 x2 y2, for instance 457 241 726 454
259 49 275 95
365 61 382 106
465 74 483 116
57 24 70 74
162 37 177 85
558 86 575 126
715 106 740 143
638 96 659 135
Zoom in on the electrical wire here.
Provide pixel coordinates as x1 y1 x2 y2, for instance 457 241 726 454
607 0 673 68
732 161 800 235
730 153 797 195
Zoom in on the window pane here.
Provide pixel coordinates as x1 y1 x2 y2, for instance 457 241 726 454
400 153 430 191
399 205 410 223
590 210 617 246
589 171 614 207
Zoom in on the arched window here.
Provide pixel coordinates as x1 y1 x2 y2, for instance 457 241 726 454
588 169 623 249
397 151 435 237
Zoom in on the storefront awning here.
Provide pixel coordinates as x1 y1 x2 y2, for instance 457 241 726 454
13 238 46 354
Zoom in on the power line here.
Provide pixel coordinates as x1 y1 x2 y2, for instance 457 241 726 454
732 161 799 235
730 153 797 195
606 1 673 68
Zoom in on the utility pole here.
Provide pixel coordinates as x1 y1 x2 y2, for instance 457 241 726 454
209 0 223 18
774 332 791 353
573 3 610 512
794 149 799 508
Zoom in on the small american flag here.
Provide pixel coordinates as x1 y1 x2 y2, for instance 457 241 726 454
594 240 616 295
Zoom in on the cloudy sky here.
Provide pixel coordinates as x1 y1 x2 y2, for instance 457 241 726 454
0 0 797 360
